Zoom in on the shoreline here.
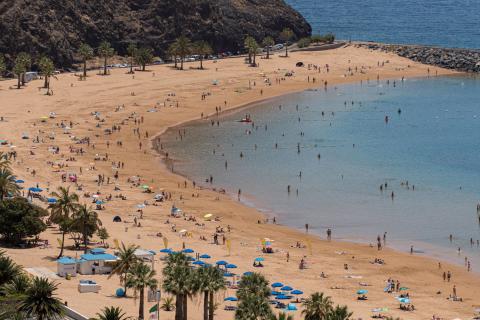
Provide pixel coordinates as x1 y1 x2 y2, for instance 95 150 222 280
153 73 480 273
2 46 479 319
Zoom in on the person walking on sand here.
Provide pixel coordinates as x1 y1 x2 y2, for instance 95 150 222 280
452 285 457 297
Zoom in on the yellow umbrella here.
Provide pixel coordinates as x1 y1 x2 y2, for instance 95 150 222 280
204 213 213 220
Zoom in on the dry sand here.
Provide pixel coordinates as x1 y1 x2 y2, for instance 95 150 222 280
1 45 478 319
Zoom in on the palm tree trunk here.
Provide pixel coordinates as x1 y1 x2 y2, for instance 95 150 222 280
208 291 214 320
180 57 184 70
174 56 178 69
248 53 252 65
175 294 183 320
17 75 21 89
285 45 288 57
44 75 48 88
203 291 209 320
130 56 134 73
104 56 107 75
83 219 88 253
142 64 146 71
253 53 256 66
139 287 145 320
183 294 188 320
83 60 87 77
123 273 128 296
266 48 270 59
57 231 65 258
200 57 203 69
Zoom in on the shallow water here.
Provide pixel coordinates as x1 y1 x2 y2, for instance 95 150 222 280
162 75 480 270
286 0 480 49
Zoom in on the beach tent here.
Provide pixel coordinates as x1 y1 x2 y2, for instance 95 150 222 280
113 216 122 222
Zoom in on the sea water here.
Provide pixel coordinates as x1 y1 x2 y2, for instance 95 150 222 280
162 75 480 270
286 0 480 49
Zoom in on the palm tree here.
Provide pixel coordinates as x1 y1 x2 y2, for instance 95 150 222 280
71 204 102 253
280 28 294 57
326 305 352 320
93 306 130 320
127 43 137 74
0 168 19 200
271 312 294 320
194 265 225 320
13 53 29 89
162 252 193 320
78 43 94 78
161 296 175 311
174 36 192 70
301 292 333 320
108 242 140 296
126 262 158 320
1 273 31 296
235 273 272 320
48 186 79 258
168 42 179 69
262 37 275 59
98 41 115 75
193 41 212 69
38 56 55 94
0 152 10 169
0 251 22 286
244 36 257 66
18 277 64 320
135 47 154 71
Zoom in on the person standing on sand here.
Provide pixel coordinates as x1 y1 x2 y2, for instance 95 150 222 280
305 223 309 233
327 228 331 241
447 271 451 282
452 285 457 297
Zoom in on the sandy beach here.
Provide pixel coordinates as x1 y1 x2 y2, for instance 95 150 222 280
2 45 479 320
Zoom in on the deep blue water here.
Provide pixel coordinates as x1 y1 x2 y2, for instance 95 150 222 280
286 0 480 49
163 75 480 269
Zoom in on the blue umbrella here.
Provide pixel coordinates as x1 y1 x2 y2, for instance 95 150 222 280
254 257 265 262
47 198 57 203
276 295 291 300
270 291 281 296
182 248 194 253
216 260 228 265
357 289 368 295
398 297 410 303
187 256 195 261
96 200 105 205
199 254 211 259
243 271 253 276
160 248 172 253
272 282 284 288
224 297 238 302
286 303 298 311
148 250 157 255
192 261 205 265
223 272 235 277
28 187 43 192
226 264 237 269
281 286 293 291
291 290 303 295
15 179 25 184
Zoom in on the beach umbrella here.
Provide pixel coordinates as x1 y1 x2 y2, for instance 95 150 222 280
28 187 43 192
243 271 253 276
286 303 298 311
272 282 284 288
15 179 24 184
224 272 235 277
291 290 303 295
204 213 213 220
224 297 238 302
199 254 211 259
92 194 100 198
141 185 149 189
357 289 368 295
182 248 194 253
187 256 195 261
216 260 228 266
398 297 410 303
192 261 205 266
226 264 237 269
281 286 293 291
137 204 146 209
160 248 172 253
270 291 281 296
399 287 409 291
47 198 57 203
276 294 291 300
254 257 265 262
96 200 105 205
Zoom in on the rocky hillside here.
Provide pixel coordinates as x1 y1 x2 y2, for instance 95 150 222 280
0 0 311 67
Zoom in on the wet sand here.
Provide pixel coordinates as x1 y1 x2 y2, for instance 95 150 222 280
2 45 479 319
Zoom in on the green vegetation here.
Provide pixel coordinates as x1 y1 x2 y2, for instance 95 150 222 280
297 37 311 48
127 43 137 74
311 33 335 44
135 47 154 71
235 273 272 320
38 56 55 94
109 242 140 296
126 262 158 320
0 55 5 76
70 204 102 253
193 41 213 69
262 36 275 59
244 36 259 66
280 28 294 57
92 306 130 320
98 41 115 75
97 227 109 247
13 52 31 89
78 43 94 78
173 36 192 70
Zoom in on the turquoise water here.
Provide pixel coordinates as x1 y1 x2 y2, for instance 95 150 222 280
286 0 480 49
162 75 480 269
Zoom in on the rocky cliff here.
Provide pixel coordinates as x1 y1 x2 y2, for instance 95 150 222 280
0 0 311 67
357 43 480 73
